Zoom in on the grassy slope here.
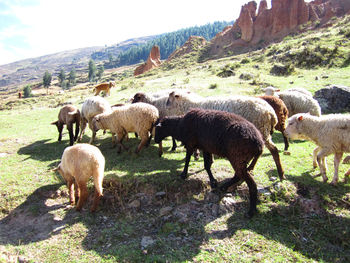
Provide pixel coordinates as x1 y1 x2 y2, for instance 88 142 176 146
0 16 350 263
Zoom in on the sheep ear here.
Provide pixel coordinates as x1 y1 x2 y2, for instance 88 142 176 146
174 95 180 98
51 121 58 125
298 115 303 121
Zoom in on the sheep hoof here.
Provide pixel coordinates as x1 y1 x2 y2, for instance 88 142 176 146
312 173 321 178
247 208 258 218
210 180 218 189
330 181 337 186
283 151 291 155
179 172 188 179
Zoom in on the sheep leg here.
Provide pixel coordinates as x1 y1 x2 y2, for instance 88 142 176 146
282 132 289 151
67 179 75 205
67 123 74 146
158 141 163 157
316 148 330 183
247 153 261 171
89 130 97 144
74 121 80 141
78 118 87 142
219 174 242 192
203 152 218 188
265 139 285 180
135 135 148 154
331 152 343 185
171 137 177 151
313 147 320 168
57 123 64 142
74 181 80 203
91 191 102 212
180 148 193 179
241 168 258 218
76 181 88 211
344 169 350 183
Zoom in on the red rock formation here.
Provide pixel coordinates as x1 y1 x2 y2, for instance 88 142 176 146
134 46 162 76
167 36 207 61
206 0 350 59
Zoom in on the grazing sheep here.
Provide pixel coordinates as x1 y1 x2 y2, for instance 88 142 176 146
51 105 80 146
262 86 321 117
285 113 350 185
263 86 313 97
78 96 112 144
92 102 161 155
155 108 264 217
258 95 289 151
94 82 115 96
54 144 105 212
166 90 285 180
131 89 193 153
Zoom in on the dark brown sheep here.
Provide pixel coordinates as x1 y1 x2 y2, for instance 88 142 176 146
258 95 289 151
155 108 264 217
51 105 80 146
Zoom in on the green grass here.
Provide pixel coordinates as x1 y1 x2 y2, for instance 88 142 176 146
1 15 350 263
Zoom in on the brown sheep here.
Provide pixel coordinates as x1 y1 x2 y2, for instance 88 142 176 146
51 105 80 146
94 82 115 96
54 144 105 212
258 95 289 151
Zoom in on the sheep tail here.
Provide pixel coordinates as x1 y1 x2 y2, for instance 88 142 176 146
68 109 79 116
93 168 104 196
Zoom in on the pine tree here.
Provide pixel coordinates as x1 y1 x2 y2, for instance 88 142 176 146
88 59 97 82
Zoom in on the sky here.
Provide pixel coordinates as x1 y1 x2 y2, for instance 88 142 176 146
0 0 263 66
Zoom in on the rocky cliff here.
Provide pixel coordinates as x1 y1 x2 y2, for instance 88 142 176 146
206 0 350 58
134 46 162 76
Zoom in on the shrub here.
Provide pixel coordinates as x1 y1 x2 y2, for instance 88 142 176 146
240 58 251 64
209 83 218 89
23 85 32 98
270 63 295 76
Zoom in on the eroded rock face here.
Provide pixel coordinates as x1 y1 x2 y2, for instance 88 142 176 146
134 46 162 76
167 36 207 61
206 0 350 58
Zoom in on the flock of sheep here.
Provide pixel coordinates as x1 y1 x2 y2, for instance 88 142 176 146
52 84 350 217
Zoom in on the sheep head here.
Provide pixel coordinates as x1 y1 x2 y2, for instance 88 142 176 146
131 92 146 103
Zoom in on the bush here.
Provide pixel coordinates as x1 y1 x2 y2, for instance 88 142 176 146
23 85 32 98
240 58 251 64
270 63 295 76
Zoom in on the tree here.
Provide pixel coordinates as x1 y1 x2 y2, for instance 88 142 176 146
58 69 66 87
43 71 52 94
96 65 104 80
23 84 32 98
68 68 76 87
88 59 97 82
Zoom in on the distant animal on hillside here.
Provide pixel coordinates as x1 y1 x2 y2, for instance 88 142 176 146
53 143 105 212
51 105 80 146
93 82 115 96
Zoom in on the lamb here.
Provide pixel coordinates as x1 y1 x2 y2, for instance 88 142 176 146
263 86 313 97
77 96 112 144
166 90 285 180
262 86 321 117
91 102 161 155
51 105 80 146
53 143 105 212
155 108 264 217
93 81 115 96
285 113 350 185
258 95 289 151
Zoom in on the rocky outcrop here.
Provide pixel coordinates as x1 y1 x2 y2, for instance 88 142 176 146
134 46 162 76
167 36 207 61
314 85 350 113
206 0 350 58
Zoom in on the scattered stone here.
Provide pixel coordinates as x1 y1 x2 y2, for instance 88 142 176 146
269 176 277 182
128 199 141 209
141 236 155 249
159 206 173 217
0 153 7 157
315 76 319 80
343 156 350 164
219 196 236 213
239 72 254 80
155 191 166 199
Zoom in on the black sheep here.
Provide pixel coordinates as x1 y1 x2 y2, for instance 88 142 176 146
155 108 264 217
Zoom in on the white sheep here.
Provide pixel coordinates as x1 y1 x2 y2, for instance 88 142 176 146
285 113 350 185
78 96 112 144
166 90 285 180
263 86 313 97
91 102 161 155
262 86 321 117
54 143 105 212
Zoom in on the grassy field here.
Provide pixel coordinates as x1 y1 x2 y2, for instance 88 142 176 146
1 16 350 263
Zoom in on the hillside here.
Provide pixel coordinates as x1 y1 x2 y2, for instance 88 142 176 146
0 36 156 91
0 10 350 263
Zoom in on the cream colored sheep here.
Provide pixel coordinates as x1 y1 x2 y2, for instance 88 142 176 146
285 113 350 185
91 102 161 155
54 144 105 212
78 96 112 144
